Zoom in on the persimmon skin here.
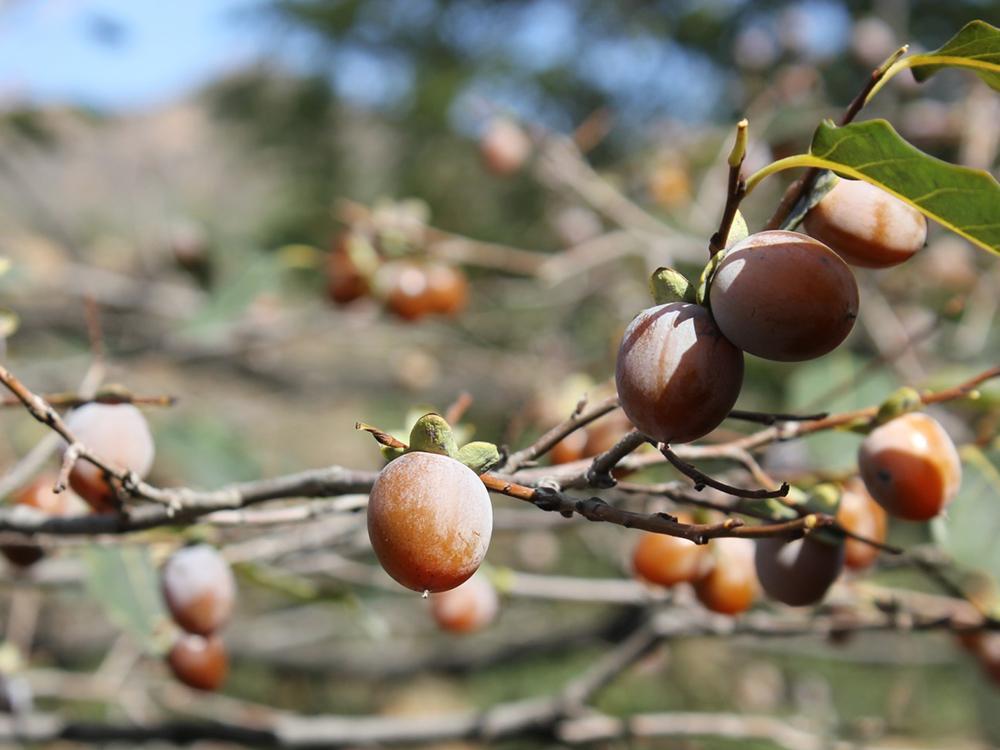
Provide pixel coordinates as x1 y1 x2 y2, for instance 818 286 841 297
326 234 369 305
615 303 744 444
710 230 859 362
63 403 155 513
693 538 758 615
381 262 433 321
550 430 588 465
425 264 468 316
167 634 228 692
837 480 888 570
430 574 499 634
858 412 961 521
632 515 707 588
368 452 493 593
161 545 236 636
1 474 74 568
803 179 926 268
480 119 531 176
754 535 844 607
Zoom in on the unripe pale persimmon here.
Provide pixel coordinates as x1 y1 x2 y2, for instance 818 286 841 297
754 534 844 607
63 403 155 513
615 302 744 444
694 537 758 615
429 573 499 634
368 452 493 593
161 544 237 636
837 480 888 570
803 179 926 268
167 633 228 692
709 230 859 362
1 474 75 568
479 118 531 176
632 515 707 588
858 412 961 521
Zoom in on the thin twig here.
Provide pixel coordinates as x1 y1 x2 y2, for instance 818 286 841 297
660 445 789 499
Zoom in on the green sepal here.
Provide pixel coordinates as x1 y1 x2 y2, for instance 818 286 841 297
725 210 749 248
873 386 923 427
649 267 696 305
696 249 727 308
742 494 801 522
380 445 406 462
456 441 501 474
781 171 840 231
803 482 844 547
407 413 458 457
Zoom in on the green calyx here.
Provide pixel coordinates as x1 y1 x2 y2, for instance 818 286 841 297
872 386 923 428
802 482 843 547
455 441 501 474
696 248 727 308
408 413 459 456
725 210 749 248
697 210 749 308
363 412 501 474
649 267 696 305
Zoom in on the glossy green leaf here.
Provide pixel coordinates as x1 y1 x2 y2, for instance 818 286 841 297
868 21 1000 100
84 545 170 655
746 119 1000 255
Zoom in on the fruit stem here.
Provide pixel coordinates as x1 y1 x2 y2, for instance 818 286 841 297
709 119 749 258
764 44 908 230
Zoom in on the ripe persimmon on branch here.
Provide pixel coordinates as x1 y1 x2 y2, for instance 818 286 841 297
0 15 998 749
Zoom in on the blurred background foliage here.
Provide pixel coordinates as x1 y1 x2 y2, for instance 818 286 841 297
0 0 999 747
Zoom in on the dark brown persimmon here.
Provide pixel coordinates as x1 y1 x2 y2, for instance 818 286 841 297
161 544 236 636
858 412 961 521
326 233 369 305
754 534 845 607
479 118 531 176
709 230 859 362
62 403 155 513
803 179 926 268
694 537 758 615
425 263 468 316
615 302 744 444
167 633 228 692
1 474 75 568
632 517 707 588
367 452 493 593
837 480 888 570
429 573 499 634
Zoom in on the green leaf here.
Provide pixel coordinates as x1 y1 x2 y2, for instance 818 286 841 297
869 21 1000 98
936 446 1000 582
746 120 1000 255
0 308 19 338
83 545 170 655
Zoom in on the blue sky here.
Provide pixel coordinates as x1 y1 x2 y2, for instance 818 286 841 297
0 0 271 110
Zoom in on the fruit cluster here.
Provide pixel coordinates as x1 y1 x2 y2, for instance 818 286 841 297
160 544 236 691
617 178 926 447
632 518 759 615
326 229 468 322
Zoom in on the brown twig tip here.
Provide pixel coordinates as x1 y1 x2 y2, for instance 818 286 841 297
355 422 407 450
